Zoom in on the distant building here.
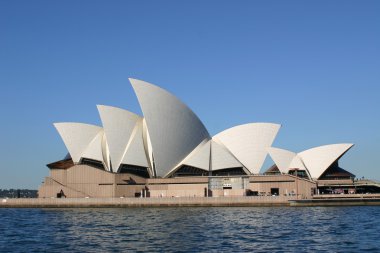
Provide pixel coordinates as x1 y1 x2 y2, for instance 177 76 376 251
0 189 38 198
39 79 379 198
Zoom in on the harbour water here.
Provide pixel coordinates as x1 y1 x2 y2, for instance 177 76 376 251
1 206 379 252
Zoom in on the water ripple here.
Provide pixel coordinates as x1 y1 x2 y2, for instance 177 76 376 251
0 206 380 252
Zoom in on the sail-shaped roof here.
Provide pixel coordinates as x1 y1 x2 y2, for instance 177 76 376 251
121 119 150 169
97 105 141 172
211 140 243 171
130 78 211 177
214 123 280 174
298 143 354 179
81 130 105 163
267 147 297 173
181 140 211 171
268 144 354 179
54 123 102 163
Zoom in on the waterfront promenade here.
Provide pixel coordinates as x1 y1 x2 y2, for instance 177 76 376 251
1 196 293 208
2 194 380 208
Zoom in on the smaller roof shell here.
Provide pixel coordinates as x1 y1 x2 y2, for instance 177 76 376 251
121 119 150 170
213 123 281 174
268 144 354 179
54 122 103 164
97 105 142 172
210 140 243 171
81 130 106 164
298 143 354 179
267 147 297 173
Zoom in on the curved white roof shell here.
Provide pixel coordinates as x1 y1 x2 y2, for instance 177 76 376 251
54 123 103 164
81 130 105 164
211 140 243 171
101 133 111 171
121 119 150 170
268 144 354 179
267 147 307 174
267 147 297 173
142 119 154 172
130 78 211 177
214 123 281 174
97 105 142 172
298 143 354 179
289 156 307 172
180 140 211 171
170 139 247 174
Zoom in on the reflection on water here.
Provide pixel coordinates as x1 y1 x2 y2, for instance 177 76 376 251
0 206 380 252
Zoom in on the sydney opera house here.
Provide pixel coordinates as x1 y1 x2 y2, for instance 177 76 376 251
39 79 375 198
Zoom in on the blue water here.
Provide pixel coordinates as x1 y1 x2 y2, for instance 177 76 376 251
0 206 379 252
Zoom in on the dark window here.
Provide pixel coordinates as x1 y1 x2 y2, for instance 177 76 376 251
271 188 279 196
171 165 208 177
289 169 309 179
246 190 258 196
81 158 105 170
212 167 246 176
119 164 150 178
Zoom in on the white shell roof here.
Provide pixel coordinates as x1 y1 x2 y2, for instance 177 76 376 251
81 130 106 165
121 119 150 170
289 156 307 171
211 140 243 171
298 143 354 179
142 119 154 174
101 133 111 171
267 147 297 173
97 105 142 172
268 144 354 179
54 122 103 163
181 140 211 171
214 123 281 174
130 78 211 177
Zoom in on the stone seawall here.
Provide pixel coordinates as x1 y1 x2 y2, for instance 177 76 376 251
3 196 380 208
290 198 380 207
313 193 380 199
1 196 294 208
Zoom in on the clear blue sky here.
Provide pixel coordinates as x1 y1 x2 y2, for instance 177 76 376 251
1 1 379 189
